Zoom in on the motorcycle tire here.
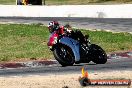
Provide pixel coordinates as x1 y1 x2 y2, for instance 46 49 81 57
53 44 75 66
89 44 107 64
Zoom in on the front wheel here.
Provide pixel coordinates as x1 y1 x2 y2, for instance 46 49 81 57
89 44 107 64
53 44 75 66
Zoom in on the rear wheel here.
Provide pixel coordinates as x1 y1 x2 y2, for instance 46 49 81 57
53 44 75 66
89 44 107 64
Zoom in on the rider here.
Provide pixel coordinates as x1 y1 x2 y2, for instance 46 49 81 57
48 21 88 44
48 21 64 35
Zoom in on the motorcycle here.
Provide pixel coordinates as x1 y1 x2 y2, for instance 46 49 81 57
47 28 107 66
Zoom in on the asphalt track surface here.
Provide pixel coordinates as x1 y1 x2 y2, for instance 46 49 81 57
0 58 132 76
0 17 132 32
0 17 132 76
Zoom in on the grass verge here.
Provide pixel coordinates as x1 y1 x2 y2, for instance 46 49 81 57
0 0 132 5
0 24 132 62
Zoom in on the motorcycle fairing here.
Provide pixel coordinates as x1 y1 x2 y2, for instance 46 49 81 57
59 37 80 62
47 32 59 46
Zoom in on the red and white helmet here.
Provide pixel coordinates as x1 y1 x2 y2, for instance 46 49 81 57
48 21 59 33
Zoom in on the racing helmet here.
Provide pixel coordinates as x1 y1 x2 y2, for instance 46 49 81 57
48 21 59 33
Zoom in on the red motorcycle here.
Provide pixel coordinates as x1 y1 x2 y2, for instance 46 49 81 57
47 25 107 66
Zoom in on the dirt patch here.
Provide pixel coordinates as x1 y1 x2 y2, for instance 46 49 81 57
0 70 132 88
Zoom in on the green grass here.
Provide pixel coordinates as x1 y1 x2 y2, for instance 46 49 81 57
0 0 132 5
0 24 52 61
0 0 16 5
81 30 132 52
0 24 132 62
46 0 132 5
